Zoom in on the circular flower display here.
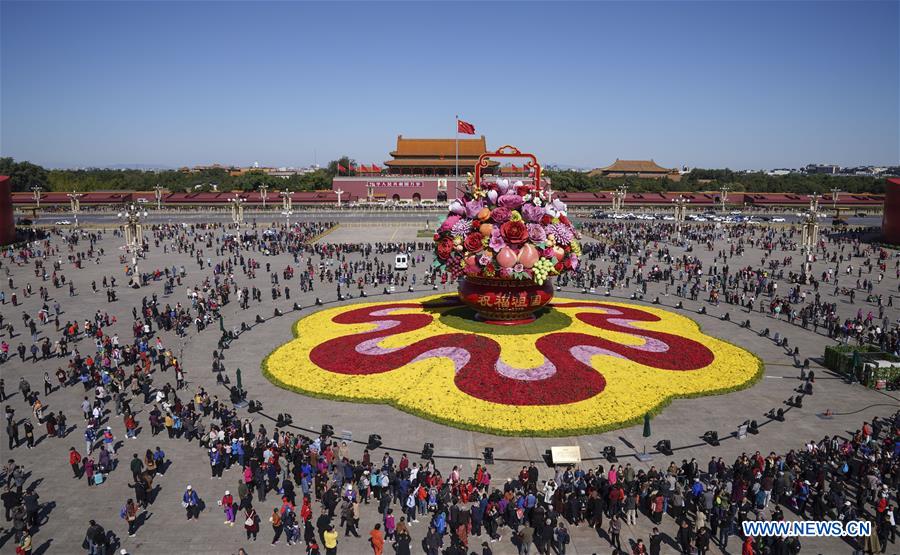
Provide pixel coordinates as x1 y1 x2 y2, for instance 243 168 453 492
263 296 762 436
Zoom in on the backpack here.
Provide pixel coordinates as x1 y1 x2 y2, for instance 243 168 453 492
272 512 282 527
120 505 127 519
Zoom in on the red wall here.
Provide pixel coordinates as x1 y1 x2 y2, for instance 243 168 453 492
0 177 14 246
883 178 900 243
333 177 466 201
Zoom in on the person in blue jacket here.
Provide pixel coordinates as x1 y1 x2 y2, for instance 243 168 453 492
183 485 200 520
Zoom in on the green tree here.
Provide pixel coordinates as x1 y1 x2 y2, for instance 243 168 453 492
327 156 356 177
0 157 49 192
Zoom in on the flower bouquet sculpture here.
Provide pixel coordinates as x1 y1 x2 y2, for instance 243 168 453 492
432 146 581 324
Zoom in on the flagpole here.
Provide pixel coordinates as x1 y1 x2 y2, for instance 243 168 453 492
455 115 459 192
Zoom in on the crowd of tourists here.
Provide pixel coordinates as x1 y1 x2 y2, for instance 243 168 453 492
0 215 897 555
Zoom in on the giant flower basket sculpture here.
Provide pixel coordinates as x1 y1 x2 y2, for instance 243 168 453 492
433 146 580 324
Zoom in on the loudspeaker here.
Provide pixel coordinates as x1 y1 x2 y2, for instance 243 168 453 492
367 434 382 451
655 440 673 455
602 446 618 463
277 413 293 427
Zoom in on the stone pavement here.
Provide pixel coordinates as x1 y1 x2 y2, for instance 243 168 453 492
0 219 896 555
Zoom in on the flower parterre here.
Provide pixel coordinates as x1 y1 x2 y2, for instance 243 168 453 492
432 178 580 284
263 296 763 437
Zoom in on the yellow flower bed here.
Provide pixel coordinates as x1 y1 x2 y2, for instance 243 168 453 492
263 295 762 436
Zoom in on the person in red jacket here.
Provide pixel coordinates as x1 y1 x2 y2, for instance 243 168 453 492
124 413 138 439
369 523 384 555
742 535 756 555
69 447 82 478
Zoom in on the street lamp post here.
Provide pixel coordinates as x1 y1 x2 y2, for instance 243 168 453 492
807 193 821 214
280 191 292 212
800 208 820 279
118 202 148 287
31 186 43 209
334 188 344 208
612 185 627 215
282 208 293 229
830 188 841 213
672 195 691 239
259 184 268 209
229 196 246 227
719 186 730 213
66 192 83 228
154 184 164 210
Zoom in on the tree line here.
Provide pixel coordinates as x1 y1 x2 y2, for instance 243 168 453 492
543 169 887 194
0 157 888 195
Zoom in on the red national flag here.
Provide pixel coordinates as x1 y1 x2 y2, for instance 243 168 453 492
510 165 519 172
337 164 348 174
457 119 476 135
371 164 381 172
359 164 368 173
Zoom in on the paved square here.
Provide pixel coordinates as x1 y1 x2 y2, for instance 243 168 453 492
0 217 896 555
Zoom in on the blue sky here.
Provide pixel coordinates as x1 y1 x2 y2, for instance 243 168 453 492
1 1 897 169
